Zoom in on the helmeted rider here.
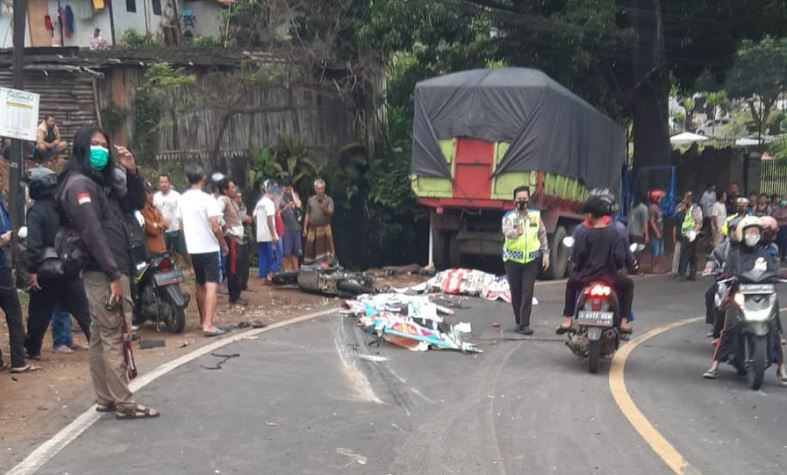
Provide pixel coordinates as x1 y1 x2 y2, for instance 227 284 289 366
703 217 786 384
558 191 637 335
721 197 750 238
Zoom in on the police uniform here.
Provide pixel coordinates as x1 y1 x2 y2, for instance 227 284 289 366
677 204 702 279
502 209 548 331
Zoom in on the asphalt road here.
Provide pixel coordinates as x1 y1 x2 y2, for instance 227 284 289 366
27 276 787 475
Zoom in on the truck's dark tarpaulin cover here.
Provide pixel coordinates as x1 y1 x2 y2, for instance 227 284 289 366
411 68 625 190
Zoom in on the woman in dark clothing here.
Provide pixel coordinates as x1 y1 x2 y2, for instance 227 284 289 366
23 167 91 360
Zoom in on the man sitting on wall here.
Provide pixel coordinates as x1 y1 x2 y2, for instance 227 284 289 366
34 115 68 161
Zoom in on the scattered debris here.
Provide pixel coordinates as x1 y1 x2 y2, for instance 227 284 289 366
357 354 388 363
344 294 481 353
201 352 240 370
265 421 279 427
336 447 368 465
138 339 166 350
240 335 260 341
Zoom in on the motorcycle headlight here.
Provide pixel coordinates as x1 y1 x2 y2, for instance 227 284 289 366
733 292 745 307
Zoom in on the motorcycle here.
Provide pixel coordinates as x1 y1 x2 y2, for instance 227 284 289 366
716 258 783 390
296 257 376 298
133 252 190 333
562 236 642 373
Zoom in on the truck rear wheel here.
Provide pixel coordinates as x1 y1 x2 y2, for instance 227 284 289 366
545 226 569 280
432 230 448 269
448 232 461 268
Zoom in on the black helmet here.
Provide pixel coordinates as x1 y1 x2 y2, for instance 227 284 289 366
24 167 57 200
588 188 616 215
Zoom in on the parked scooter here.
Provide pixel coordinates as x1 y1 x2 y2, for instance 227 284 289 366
133 251 190 333
562 236 642 373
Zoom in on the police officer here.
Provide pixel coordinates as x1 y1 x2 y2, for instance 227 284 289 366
721 197 750 238
676 191 703 281
502 186 549 335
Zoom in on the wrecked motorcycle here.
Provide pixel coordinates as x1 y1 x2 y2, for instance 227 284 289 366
295 258 376 298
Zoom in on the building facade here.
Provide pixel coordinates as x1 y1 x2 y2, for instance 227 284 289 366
0 0 228 49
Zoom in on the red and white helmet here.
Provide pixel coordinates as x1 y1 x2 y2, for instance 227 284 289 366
648 189 665 205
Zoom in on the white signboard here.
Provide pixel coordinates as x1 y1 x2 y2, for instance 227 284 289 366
0 87 40 141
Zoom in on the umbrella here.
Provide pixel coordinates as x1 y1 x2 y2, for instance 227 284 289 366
735 137 761 147
670 132 709 146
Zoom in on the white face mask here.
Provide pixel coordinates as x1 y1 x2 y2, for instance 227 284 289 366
744 233 761 247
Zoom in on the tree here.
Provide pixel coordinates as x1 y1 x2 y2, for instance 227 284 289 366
725 36 787 146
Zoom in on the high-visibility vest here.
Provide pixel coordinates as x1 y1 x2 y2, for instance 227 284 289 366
721 212 747 237
502 209 542 264
681 206 699 237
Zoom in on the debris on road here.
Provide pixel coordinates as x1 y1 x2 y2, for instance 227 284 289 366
393 268 522 305
343 294 481 353
357 354 388 363
201 352 241 370
138 339 166 350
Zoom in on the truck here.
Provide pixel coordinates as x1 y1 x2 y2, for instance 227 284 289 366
410 68 627 279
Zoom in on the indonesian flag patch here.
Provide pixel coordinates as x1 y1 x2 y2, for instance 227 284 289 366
76 192 92 205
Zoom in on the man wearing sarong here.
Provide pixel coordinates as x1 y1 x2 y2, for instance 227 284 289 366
303 179 335 262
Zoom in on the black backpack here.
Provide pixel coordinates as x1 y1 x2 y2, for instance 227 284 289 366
54 174 91 276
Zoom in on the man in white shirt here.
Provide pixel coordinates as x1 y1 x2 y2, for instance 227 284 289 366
153 174 184 259
700 183 716 238
710 192 727 247
177 165 228 337
254 181 279 281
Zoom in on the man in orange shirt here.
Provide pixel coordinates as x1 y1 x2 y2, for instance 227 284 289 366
141 184 167 254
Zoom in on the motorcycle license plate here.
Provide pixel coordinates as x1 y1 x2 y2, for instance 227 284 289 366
577 311 614 327
739 284 774 294
154 270 184 286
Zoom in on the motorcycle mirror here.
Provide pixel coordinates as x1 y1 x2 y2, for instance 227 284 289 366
562 236 575 248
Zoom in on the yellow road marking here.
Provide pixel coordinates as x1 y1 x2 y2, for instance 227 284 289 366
609 316 704 475
610 305 787 473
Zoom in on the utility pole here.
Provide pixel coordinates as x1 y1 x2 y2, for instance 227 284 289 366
108 0 117 46
9 0 26 244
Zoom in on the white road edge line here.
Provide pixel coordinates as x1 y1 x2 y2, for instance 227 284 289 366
6 307 339 475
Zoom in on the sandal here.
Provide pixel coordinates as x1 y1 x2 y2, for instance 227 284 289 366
203 328 226 338
10 364 42 374
555 323 573 335
96 401 116 413
778 372 787 387
702 369 720 379
115 404 160 420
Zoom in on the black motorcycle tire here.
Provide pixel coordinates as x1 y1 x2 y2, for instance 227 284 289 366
337 281 374 296
747 334 767 390
588 339 600 374
165 301 186 334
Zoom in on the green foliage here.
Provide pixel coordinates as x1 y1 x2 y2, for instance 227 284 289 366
120 29 161 48
770 135 787 161
193 36 219 48
100 105 129 135
132 63 197 165
725 36 787 132
248 133 322 197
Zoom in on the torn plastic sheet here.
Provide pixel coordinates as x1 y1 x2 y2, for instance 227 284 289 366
343 294 481 353
391 269 519 304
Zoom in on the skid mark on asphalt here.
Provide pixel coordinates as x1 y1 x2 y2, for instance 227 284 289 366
388 341 520 475
335 321 384 404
